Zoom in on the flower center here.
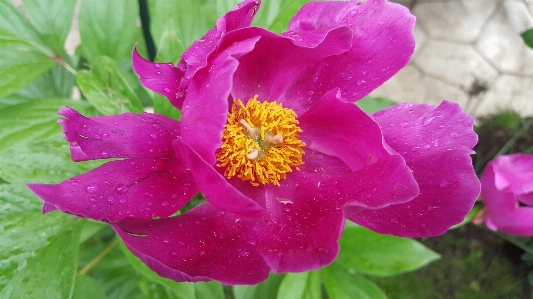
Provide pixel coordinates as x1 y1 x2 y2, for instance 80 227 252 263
216 96 305 186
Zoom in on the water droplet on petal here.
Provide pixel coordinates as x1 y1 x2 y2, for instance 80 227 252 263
119 198 127 204
162 201 170 207
356 80 366 86
450 132 459 139
93 133 102 140
163 87 170 93
100 150 110 158
410 145 420 152
107 196 115 204
154 63 161 69
116 184 129 194
149 133 157 140
390 218 398 223
162 238 170 245
400 121 409 128
85 184 98 194
89 197 96 203
439 181 450 188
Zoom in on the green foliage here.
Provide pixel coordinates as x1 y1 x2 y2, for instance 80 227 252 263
76 56 144 115
335 224 440 277
356 96 397 114
78 0 139 65
521 28 533 49
277 271 321 299
322 265 387 299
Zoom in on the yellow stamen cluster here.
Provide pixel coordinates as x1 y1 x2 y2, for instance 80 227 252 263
216 96 305 186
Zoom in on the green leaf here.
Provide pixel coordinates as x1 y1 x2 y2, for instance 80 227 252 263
194 281 225 299
153 94 181 120
76 56 144 115
78 0 139 64
521 28 533 49
0 29 57 99
120 241 196 299
10 65 75 101
21 0 76 56
263 0 311 33
0 139 105 184
0 98 96 154
0 213 80 295
322 265 388 299
356 96 397 114
149 0 218 50
0 0 48 46
335 224 440 277
277 271 321 299
72 275 107 299
0 183 42 216
233 273 285 299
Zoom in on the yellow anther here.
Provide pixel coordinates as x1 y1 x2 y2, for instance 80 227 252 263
216 96 305 186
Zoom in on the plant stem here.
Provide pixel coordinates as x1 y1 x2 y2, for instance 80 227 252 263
78 239 119 276
54 55 77 76
138 0 157 61
497 232 533 257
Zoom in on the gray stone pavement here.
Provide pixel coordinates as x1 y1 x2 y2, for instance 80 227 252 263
376 0 533 116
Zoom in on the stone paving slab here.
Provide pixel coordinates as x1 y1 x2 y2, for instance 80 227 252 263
373 0 533 116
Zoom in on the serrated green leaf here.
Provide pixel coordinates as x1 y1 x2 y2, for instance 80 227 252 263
0 139 105 184
0 183 42 216
0 220 82 299
521 28 533 49
233 272 285 299
322 265 388 299
120 241 196 299
0 212 77 291
0 98 96 154
77 56 144 115
356 96 397 114
277 271 321 299
72 275 107 299
335 224 440 277
78 0 139 64
21 0 76 56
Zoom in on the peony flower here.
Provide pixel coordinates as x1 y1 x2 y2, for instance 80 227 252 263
480 154 533 236
29 0 480 285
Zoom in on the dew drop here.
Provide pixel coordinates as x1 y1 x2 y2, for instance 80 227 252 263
239 251 250 257
107 196 115 204
400 121 409 128
152 124 161 130
149 133 157 140
390 218 398 223
410 145 420 152
70 141 78 148
100 150 110 158
115 184 129 194
119 198 127 204
89 197 96 203
450 132 459 139
356 80 366 86
162 201 170 207
162 238 170 245
171 251 178 256
154 63 161 69
163 87 170 93
93 133 102 140
439 181 450 188
85 184 98 194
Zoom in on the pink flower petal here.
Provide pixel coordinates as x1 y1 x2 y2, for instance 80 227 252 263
229 26 353 114
173 138 264 218
286 0 415 103
58 107 181 161
132 0 260 109
132 46 186 109
113 203 270 285
481 154 533 236
258 185 345 273
350 101 479 237
27 159 197 222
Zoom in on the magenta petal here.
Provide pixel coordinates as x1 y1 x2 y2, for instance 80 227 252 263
258 185 345 273
299 89 391 171
350 101 479 237
229 26 353 114
481 154 533 236
287 0 415 102
132 47 186 109
58 107 181 161
113 203 270 285
27 159 197 222
178 0 260 80
173 138 264 218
